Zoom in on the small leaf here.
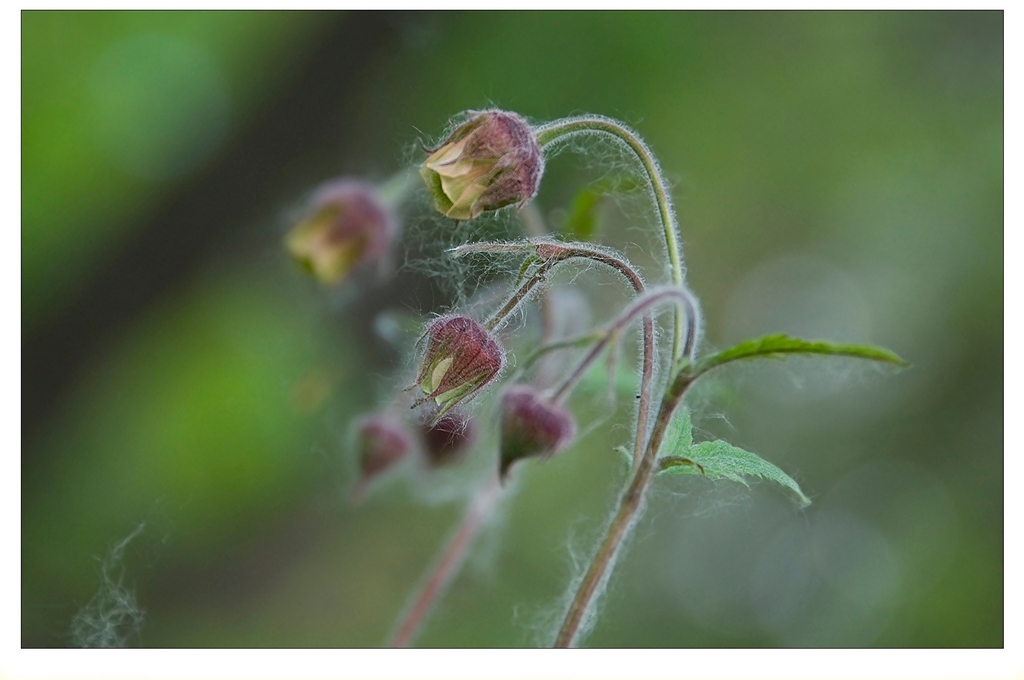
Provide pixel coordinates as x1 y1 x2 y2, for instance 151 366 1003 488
562 187 602 239
695 334 908 376
657 408 693 458
576 357 638 400
659 439 811 507
560 176 640 239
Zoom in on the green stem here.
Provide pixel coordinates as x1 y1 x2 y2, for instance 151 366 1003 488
533 115 686 361
520 332 605 371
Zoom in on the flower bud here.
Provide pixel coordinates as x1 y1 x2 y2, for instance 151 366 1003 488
499 385 577 480
419 408 477 467
420 109 544 220
285 178 397 285
414 315 505 419
351 414 413 502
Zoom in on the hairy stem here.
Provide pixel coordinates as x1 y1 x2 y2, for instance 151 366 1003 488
452 239 657 465
483 259 556 332
551 280 700 648
387 479 503 648
549 287 696 405
554 367 694 648
518 206 561 387
533 241 655 466
533 115 686 361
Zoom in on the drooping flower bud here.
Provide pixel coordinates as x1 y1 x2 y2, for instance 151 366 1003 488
499 385 577 480
351 414 413 503
420 109 544 220
414 315 505 419
419 408 477 467
285 178 397 285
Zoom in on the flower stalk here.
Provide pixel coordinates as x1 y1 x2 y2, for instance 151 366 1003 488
549 286 698 404
387 478 504 648
452 238 658 466
553 365 695 647
546 281 700 647
533 116 687 362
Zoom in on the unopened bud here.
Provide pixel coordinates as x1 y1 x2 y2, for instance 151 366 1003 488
351 414 413 502
285 179 397 285
499 385 576 480
414 315 505 419
420 408 477 467
420 109 544 220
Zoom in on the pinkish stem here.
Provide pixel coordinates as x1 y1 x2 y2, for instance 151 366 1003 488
386 479 503 647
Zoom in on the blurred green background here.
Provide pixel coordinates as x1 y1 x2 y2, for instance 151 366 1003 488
22 11 1002 647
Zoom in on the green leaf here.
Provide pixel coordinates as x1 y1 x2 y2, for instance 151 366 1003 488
576 356 639 399
695 334 908 376
560 176 641 239
562 187 602 239
657 408 693 458
660 440 811 507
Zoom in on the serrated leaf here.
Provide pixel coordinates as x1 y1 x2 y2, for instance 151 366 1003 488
659 440 810 507
657 408 692 458
695 334 908 377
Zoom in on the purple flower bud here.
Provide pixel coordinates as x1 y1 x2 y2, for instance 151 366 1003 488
285 178 397 285
419 408 477 467
414 315 505 419
420 109 544 220
351 414 413 502
499 385 577 480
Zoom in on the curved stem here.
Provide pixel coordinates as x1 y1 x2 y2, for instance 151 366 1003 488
387 479 503 648
518 205 561 388
549 282 700 647
533 242 655 466
549 287 696 404
521 332 604 371
533 115 686 361
554 368 695 648
453 239 657 465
